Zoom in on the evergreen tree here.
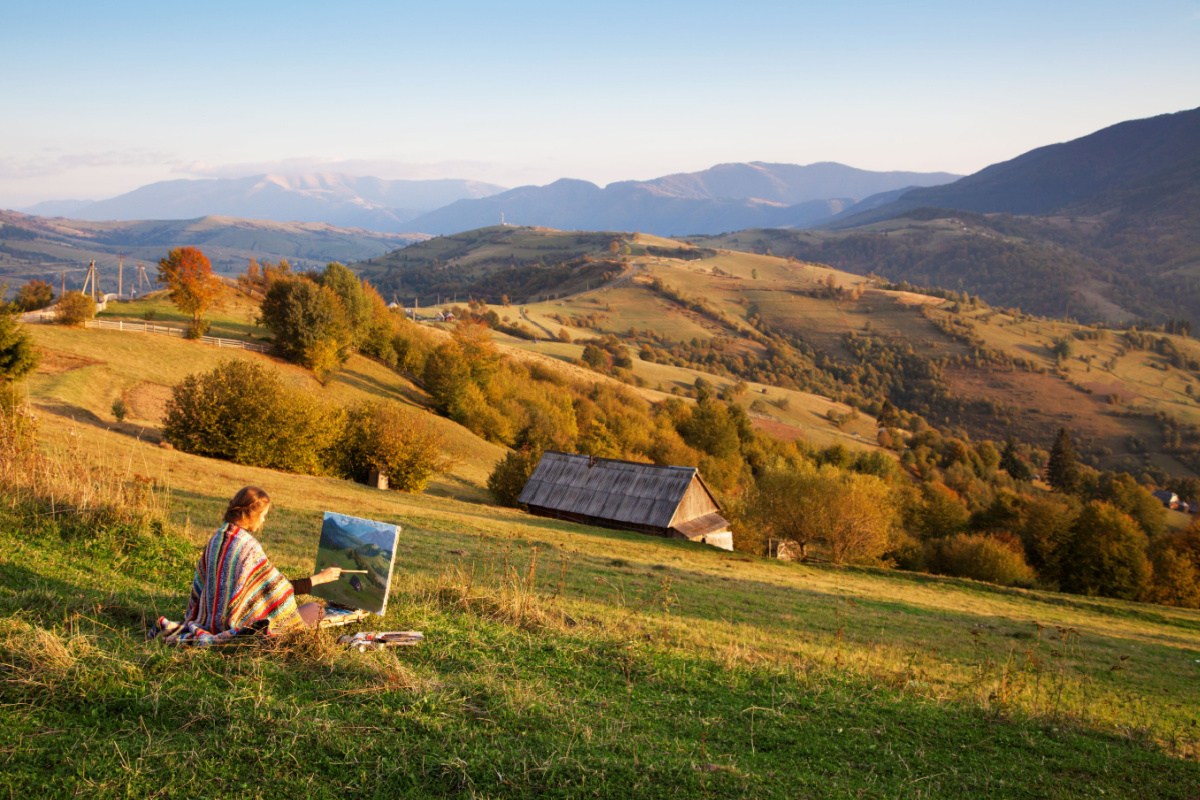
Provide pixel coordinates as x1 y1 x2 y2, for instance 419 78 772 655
999 435 1032 481
1046 428 1081 494
877 399 901 428
0 303 38 383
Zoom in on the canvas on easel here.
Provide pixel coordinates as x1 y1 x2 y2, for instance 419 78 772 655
310 512 401 624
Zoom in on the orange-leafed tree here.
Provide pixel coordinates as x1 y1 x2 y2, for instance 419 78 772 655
157 247 222 338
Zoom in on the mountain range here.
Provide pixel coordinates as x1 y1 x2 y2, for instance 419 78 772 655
829 106 1200 226
699 106 1200 322
405 163 960 236
25 174 506 233
20 163 959 238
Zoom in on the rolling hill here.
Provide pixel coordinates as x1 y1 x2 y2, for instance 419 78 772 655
4 282 1199 797
26 173 507 233
355 224 1200 480
0 210 428 293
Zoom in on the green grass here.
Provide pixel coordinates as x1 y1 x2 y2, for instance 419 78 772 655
2 389 1199 796
97 288 267 342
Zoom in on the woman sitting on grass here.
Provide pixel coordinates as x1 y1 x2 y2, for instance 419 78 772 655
150 486 342 645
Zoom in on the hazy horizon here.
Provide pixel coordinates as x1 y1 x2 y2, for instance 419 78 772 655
3 1 1197 207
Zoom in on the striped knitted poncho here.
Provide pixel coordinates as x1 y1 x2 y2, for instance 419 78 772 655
150 523 305 645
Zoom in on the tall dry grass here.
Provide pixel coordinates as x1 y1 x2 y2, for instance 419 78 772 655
0 396 169 531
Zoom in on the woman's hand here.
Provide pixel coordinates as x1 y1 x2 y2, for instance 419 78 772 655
312 566 343 586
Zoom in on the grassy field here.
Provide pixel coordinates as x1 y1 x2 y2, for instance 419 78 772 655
3 399 1200 797
97 289 267 342
2 324 1200 796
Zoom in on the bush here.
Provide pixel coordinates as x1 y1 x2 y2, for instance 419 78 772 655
487 448 542 507
924 534 1037 587
185 319 210 340
162 359 343 475
14 279 53 312
55 291 95 326
111 398 128 423
340 401 449 492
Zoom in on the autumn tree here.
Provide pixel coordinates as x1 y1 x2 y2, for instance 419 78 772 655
14 279 54 312
157 247 222 337
748 465 895 563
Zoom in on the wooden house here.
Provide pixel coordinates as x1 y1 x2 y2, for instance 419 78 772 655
517 451 733 550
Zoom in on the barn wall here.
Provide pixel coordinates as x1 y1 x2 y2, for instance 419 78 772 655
669 477 720 527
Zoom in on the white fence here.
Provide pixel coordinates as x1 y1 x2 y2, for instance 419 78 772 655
82 318 276 354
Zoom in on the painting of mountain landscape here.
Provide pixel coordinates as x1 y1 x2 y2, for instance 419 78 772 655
310 512 400 616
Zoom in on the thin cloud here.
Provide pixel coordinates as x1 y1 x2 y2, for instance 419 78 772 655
0 150 177 180
172 158 502 182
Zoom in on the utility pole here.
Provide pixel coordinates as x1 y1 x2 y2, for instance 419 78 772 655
118 254 124 299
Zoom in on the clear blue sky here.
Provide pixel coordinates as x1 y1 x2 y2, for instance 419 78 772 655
2 0 1197 205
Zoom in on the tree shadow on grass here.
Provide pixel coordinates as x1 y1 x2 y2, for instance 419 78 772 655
33 401 164 444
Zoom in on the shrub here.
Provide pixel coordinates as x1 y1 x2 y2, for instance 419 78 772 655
55 291 96 326
487 448 543 507
924 534 1037 587
162 359 343 475
111 398 128 423
14 279 54 312
340 401 449 492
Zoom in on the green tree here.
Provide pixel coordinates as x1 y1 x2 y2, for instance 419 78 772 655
679 399 741 461
487 447 543 507
0 302 38 382
1091 472 1166 537
319 262 373 345
998 435 1032 481
259 276 352 379
422 343 473 415
1061 501 1151 600
1046 428 1081 494
1016 494 1079 585
924 534 1037 587
157 247 222 337
908 481 970 540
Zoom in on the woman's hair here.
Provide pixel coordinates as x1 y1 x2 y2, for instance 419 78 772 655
224 486 272 532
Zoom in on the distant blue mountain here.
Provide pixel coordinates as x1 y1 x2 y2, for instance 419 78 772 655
402 162 960 236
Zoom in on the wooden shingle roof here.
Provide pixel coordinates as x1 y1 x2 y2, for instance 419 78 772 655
517 451 715 530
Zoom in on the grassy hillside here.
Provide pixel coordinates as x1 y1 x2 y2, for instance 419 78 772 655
354 225 693 305
367 226 1200 478
2 324 1199 796
0 210 425 292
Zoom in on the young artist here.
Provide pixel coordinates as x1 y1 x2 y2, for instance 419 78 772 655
150 486 341 644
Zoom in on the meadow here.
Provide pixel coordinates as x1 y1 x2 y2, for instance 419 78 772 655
2 320 1199 797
